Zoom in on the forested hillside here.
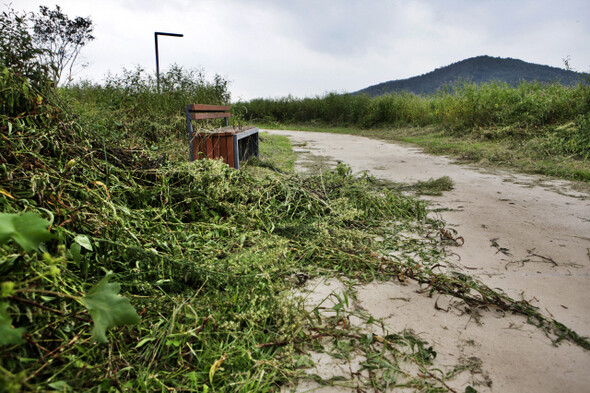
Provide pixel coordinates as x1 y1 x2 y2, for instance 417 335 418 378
356 55 588 96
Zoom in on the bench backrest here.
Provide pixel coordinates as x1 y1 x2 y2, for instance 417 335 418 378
186 104 232 162
186 104 231 121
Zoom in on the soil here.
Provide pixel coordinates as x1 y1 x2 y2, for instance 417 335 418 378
267 129 590 393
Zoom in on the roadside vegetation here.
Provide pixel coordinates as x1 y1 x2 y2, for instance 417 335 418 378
243 80 590 181
2 5 589 393
1 57 465 391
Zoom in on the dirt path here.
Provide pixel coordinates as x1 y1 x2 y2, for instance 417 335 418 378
266 130 590 393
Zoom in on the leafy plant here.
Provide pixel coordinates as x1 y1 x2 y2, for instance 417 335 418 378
2 7 587 387
0 212 54 252
32 5 94 85
0 212 140 350
244 80 590 181
0 302 25 346
0 5 48 86
0 6 52 120
81 274 141 343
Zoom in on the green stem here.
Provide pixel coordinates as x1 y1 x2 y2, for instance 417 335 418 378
16 288 80 301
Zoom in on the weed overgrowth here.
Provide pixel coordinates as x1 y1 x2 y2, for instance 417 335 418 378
245 80 590 181
0 63 447 391
61 64 230 145
245 81 589 134
2 62 589 393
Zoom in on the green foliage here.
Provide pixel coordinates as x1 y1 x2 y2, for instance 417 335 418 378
357 55 588 96
245 80 590 181
0 3 92 132
245 81 589 132
61 65 230 144
1 65 440 388
32 5 94 84
0 210 140 349
0 212 54 252
0 6 53 120
525 114 590 160
0 5 48 87
434 80 590 133
408 176 455 196
81 274 141 343
0 302 25 346
2 19 587 388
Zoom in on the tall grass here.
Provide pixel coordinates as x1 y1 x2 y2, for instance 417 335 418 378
434 81 590 134
60 64 231 143
244 80 590 163
246 81 589 131
2 64 451 392
1 61 443 390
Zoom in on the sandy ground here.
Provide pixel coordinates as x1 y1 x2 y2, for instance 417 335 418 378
266 130 590 393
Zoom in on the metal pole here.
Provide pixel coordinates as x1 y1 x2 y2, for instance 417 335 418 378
155 33 159 91
154 32 184 92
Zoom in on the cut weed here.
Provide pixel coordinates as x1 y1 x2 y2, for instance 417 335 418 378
2 54 589 393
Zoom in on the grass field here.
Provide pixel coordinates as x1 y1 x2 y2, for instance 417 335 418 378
255 122 590 183
244 81 590 182
2 64 590 392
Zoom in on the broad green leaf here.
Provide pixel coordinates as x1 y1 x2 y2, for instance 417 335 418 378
73 234 93 251
81 274 140 343
70 243 82 263
1 281 15 297
0 302 25 346
0 213 54 252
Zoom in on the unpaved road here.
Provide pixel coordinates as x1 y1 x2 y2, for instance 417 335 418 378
266 130 590 393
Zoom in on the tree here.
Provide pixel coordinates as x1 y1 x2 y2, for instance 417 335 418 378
0 6 47 84
0 6 51 118
32 5 94 85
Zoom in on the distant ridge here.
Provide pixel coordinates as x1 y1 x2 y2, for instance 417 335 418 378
356 55 588 97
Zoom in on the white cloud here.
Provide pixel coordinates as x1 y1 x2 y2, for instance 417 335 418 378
8 0 590 100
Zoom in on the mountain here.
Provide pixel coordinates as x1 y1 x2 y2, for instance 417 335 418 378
355 56 588 97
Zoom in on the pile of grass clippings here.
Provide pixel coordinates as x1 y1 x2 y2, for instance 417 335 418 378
2 64 589 392
0 93 439 391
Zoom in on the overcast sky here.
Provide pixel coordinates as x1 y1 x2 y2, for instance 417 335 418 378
12 0 590 101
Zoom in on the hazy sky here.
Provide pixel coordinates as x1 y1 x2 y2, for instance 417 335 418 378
12 0 590 101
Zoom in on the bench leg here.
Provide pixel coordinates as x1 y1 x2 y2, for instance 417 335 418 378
233 134 239 169
253 132 259 157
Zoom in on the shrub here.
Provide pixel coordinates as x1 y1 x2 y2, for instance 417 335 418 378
61 65 231 142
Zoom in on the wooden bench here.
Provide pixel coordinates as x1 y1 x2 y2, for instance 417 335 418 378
185 104 259 169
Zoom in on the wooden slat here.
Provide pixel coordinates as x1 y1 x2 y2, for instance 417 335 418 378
206 137 213 159
213 135 221 158
198 135 207 158
193 135 200 160
226 134 234 168
220 134 227 163
194 131 234 136
189 104 231 112
191 112 231 120
209 135 215 159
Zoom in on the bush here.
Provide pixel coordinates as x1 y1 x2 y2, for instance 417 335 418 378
0 6 53 120
244 81 590 140
61 65 231 142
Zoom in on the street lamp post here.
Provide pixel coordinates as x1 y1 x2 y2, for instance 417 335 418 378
154 31 184 92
